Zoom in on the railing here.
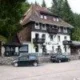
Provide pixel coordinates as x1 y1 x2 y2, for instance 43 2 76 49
63 40 72 45
47 27 58 34
33 38 45 44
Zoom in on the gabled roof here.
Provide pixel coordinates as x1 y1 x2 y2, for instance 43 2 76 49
20 4 73 28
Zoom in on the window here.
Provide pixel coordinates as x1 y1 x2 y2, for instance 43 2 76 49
64 36 67 40
61 27 63 32
52 46 54 52
56 18 59 22
44 16 47 19
53 18 59 21
42 34 45 39
49 34 53 40
42 45 46 53
64 28 67 33
58 36 60 42
19 56 28 61
5 47 16 56
41 24 46 30
56 46 62 53
64 45 67 52
40 15 47 19
6 47 10 51
58 28 61 32
19 45 28 52
53 17 56 21
35 33 39 39
35 45 39 52
41 15 44 18
29 55 37 60
35 23 40 29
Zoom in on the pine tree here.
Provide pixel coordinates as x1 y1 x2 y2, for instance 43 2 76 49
42 0 46 7
61 0 74 24
35 1 38 5
0 0 30 40
51 0 63 16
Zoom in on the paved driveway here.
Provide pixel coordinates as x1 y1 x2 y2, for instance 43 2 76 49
0 60 80 80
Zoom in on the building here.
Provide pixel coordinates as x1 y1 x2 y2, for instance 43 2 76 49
4 4 74 56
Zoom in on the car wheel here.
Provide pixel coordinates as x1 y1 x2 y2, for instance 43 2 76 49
33 62 38 67
14 63 18 67
58 60 61 63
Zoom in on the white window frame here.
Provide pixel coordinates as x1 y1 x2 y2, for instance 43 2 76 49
53 17 56 21
40 15 44 19
44 16 47 19
58 36 60 42
64 28 68 33
64 36 67 40
41 24 46 30
56 18 59 22
35 23 40 29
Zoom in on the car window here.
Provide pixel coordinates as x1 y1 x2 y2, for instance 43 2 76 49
29 55 37 60
57 55 65 58
19 56 28 61
19 53 28 57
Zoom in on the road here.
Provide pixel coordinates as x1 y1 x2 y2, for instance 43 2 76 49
0 60 80 80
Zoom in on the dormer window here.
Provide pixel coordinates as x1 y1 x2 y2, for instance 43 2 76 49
44 16 47 19
56 18 59 22
40 15 44 19
53 17 59 22
53 18 56 21
40 15 47 19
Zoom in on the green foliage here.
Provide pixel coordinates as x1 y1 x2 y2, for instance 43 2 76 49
71 14 80 41
0 0 30 41
0 35 7 42
72 27 80 41
61 0 74 25
51 0 63 16
42 0 46 7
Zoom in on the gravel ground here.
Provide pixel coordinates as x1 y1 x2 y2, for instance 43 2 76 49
0 60 80 80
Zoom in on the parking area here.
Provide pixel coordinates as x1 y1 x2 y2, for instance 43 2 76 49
0 60 80 80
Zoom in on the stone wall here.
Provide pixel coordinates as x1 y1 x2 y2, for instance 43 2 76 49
0 57 17 65
0 54 80 65
69 55 80 60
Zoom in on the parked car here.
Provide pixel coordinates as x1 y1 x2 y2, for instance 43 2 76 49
12 54 39 67
50 54 70 63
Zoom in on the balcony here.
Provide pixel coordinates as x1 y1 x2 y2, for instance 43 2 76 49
33 38 45 44
63 40 72 45
47 27 58 34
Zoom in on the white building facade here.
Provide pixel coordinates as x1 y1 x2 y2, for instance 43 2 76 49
23 23 72 55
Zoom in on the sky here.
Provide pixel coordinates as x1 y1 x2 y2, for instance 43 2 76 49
27 0 80 14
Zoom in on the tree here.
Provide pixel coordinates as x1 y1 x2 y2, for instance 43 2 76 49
35 1 38 5
0 0 30 41
71 14 80 41
51 0 63 16
42 0 46 7
61 0 74 25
